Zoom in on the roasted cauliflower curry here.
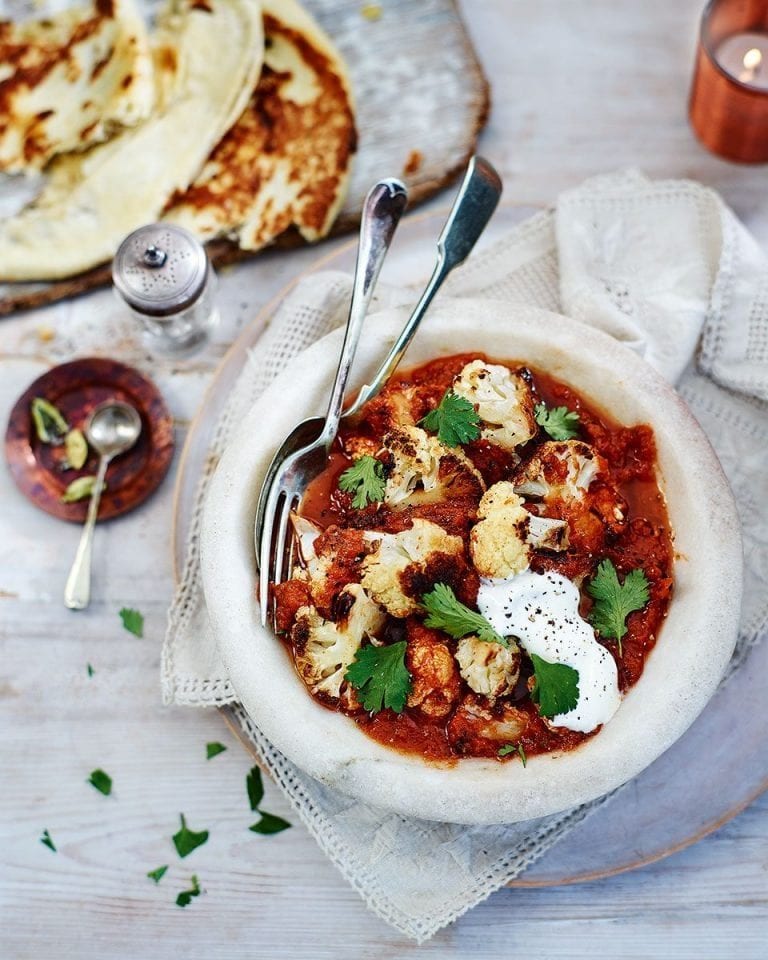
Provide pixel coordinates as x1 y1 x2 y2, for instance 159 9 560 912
270 353 674 764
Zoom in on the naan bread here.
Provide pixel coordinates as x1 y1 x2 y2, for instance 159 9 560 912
0 0 263 281
0 0 154 173
164 0 356 251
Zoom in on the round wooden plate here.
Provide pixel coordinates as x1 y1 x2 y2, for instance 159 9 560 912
5 357 174 522
172 203 767 884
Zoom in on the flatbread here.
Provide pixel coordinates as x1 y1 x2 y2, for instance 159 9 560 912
164 0 356 251
0 0 264 281
0 0 154 173
200 301 742 824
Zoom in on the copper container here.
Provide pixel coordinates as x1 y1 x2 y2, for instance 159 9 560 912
690 0 768 162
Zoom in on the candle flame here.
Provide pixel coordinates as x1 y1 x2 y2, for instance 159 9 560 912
743 47 762 71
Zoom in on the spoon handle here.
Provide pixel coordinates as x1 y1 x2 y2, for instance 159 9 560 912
319 177 408 443
64 454 110 610
343 156 502 418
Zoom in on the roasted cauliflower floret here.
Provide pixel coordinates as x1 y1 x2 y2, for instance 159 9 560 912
405 620 461 718
455 635 521 700
452 360 536 452
291 584 385 701
382 425 485 509
290 518 373 617
342 434 380 461
470 481 569 578
447 695 531 757
361 519 464 617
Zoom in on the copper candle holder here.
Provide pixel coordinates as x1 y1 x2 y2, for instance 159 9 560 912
690 0 768 162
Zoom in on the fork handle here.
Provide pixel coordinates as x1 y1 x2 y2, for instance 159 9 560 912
320 178 408 444
343 156 502 418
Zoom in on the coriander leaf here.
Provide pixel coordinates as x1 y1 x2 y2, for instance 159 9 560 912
119 607 144 638
420 391 481 447
206 742 227 760
534 401 580 441
530 654 580 719
87 769 112 796
147 865 168 884
246 766 264 811
345 641 411 714
31 397 68 444
87 663 94 677
337 455 386 509
40 829 56 852
587 559 650 655
249 813 292 835
422 583 507 647
60 475 97 503
176 875 201 908
172 814 209 858
498 743 527 766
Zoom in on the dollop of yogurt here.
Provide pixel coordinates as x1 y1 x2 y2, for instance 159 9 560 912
477 570 621 733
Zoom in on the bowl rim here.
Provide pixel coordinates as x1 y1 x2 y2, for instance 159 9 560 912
200 300 743 824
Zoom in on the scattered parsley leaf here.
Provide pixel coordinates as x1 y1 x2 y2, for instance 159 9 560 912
587 559 650 656
420 391 481 447
206 742 227 760
249 813 292 835
345 641 412 714
172 814 209 858
60 475 97 503
498 743 527 766
119 607 144 638
86 663 94 677
337 455 386 509
87 769 112 796
530 654 580 719
31 397 68 444
534 402 580 441
360 3 382 20
147 865 168 884
40 829 56 852
175 875 201 908
422 583 507 647
246 766 264 811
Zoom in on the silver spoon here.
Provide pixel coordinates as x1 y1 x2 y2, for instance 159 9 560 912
64 401 142 610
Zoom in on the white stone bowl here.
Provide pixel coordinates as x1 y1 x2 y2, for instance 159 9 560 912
200 301 742 824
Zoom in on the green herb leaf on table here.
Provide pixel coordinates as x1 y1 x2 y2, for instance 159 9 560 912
31 397 68 444
172 814 209 858
119 607 144 638
206 742 227 760
86 663 94 677
345 641 412 714
422 583 507 647
246 766 264 811
530 654 580 719
60 475 97 503
87 769 112 796
337 455 386 509
147 865 168 884
40 829 56 852
175 875 201 908
587 559 650 656
63 428 88 470
534 402 580 441
249 812 292 835
498 743 527 766
420 391 481 447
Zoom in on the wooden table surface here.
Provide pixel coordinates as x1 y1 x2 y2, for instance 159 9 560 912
2 1 767 956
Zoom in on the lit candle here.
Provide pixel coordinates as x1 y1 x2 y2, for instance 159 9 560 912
715 33 768 88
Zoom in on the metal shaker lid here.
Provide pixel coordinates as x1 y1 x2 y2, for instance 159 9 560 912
112 223 209 317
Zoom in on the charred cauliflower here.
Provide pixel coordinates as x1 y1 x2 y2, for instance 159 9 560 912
452 360 536 452
455 635 521 700
447 695 531 756
382 425 485 509
291 518 372 616
405 621 461 718
470 481 569 578
361 519 464 617
291 584 385 700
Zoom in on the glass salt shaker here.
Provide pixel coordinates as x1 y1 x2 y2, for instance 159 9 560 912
112 223 218 356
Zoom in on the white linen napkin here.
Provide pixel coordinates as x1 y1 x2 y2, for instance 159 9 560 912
164 171 768 941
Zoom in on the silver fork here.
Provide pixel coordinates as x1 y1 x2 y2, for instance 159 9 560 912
254 156 502 574
258 178 408 626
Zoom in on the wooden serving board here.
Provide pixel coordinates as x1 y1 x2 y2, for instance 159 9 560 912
0 0 488 316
